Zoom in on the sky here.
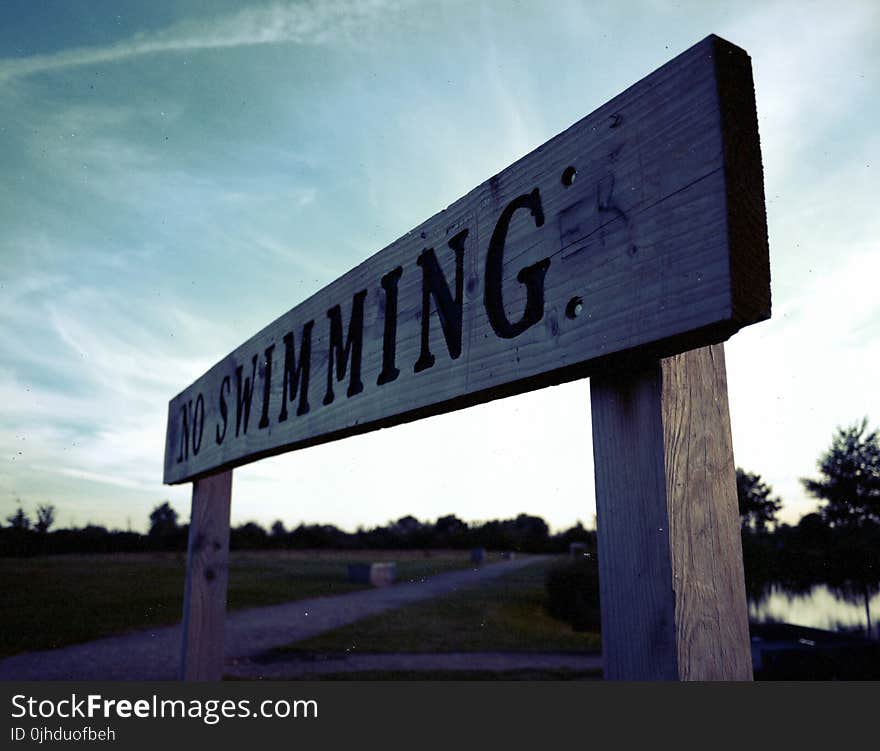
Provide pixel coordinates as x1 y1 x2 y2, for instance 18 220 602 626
1 0 878 535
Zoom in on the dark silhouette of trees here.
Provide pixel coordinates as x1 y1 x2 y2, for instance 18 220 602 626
35 504 56 534
802 419 880 528
736 468 782 534
6 506 30 530
148 502 179 537
734 468 783 601
512 513 550 551
2 505 34 556
290 523 352 549
389 515 433 548
0 500 596 559
555 521 594 548
802 419 880 638
230 522 269 550
147 502 185 550
434 514 468 548
777 514 831 594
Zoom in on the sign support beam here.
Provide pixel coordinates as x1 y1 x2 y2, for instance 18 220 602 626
590 343 752 680
180 470 233 681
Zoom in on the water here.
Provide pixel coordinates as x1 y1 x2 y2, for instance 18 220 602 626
749 585 880 636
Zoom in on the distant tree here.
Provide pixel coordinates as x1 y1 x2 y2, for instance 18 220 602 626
35 504 56 534
472 519 513 551
270 520 287 537
512 513 550 551
6 506 30 530
148 502 179 542
290 523 351 549
391 515 422 536
736 468 782 534
802 419 880 528
802 420 880 637
554 522 597 554
740 513 821 603
1 504 36 556
389 515 432 548
230 521 268 550
434 514 468 548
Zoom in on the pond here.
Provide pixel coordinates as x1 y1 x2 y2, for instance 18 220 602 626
749 585 880 637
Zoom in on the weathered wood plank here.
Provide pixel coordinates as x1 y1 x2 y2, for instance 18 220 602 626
180 470 232 681
590 343 752 681
164 34 769 484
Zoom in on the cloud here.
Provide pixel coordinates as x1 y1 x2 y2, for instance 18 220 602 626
30 465 156 493
0 271 229 517
0 0 402 81
727 0 880 182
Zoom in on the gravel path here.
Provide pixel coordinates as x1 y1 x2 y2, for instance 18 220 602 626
0 555 581 681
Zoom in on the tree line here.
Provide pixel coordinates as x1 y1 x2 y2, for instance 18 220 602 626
3 417 878 635
542 418 880 640
0 500 594 558
737 419 880 637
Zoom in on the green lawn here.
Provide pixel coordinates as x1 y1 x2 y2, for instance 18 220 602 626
0 549 473 658
274 556 602 657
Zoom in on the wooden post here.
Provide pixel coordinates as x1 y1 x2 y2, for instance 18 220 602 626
590 343 752 680
180 470 233 681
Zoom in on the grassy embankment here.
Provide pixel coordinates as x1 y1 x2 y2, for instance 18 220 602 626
0 549 473 658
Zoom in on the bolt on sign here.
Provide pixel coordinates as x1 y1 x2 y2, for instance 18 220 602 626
164 33 769 486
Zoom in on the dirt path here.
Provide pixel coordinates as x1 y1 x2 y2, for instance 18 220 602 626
0 555 581 680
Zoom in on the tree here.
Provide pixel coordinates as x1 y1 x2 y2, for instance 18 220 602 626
434 514 468 547
802 419 880 638
230 521 268 550
802 419 880 528
736 468 782 534
35 504 56 534
6 506 30 530
512 513 550 551
148 502 179 538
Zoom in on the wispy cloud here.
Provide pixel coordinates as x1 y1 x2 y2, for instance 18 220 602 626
31 465 157 493
0 0 402 81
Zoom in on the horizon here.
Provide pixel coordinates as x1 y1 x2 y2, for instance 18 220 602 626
2 1 879 535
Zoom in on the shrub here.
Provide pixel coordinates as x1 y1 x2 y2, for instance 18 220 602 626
544 557 601 632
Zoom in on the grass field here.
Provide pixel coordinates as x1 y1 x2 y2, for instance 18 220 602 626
274 556 601 658
0 549 474 658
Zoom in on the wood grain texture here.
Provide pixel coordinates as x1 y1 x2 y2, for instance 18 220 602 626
180 470 232 681
590 343 752 681
590 360 679 680
713 37 771 325
164 34 770 484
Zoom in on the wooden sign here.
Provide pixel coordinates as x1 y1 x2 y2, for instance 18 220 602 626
164 34 768 485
